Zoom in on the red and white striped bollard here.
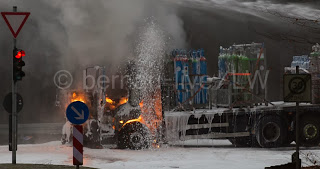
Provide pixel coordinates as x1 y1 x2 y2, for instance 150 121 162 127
73 125 83 168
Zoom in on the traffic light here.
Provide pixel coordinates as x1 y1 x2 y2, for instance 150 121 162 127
13 48 25 82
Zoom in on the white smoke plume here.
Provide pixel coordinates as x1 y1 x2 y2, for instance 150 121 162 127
0 0 186 73
0 0 319 123
48 0 186 72
0 0 187 123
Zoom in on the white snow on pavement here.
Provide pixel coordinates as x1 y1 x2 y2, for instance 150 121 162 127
0 140 319 169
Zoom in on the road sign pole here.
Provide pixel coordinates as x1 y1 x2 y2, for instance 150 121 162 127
295 66 301 169
11 5 17 165
1 5 30 165
9 113 11 150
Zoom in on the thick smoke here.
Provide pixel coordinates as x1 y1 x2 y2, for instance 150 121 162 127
0 0 186 123
0 0 319 124
49 0 187 71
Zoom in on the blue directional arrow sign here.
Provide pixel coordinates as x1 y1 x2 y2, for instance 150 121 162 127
66 101 89 125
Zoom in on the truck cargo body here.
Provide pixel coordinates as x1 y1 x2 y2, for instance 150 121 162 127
164 102 320 147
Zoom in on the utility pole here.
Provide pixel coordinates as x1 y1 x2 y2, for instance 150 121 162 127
1 5 29 165
295 65 301 169
11 5 17 165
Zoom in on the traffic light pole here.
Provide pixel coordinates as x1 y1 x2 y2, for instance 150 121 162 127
11 5 17 165
295 66 301 169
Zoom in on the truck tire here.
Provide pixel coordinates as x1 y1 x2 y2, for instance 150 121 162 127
118 122 150 150
256 115 287 148
300 116 320 147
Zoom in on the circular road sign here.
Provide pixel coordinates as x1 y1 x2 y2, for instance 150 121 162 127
3 92 23 113
288 77 306 94
66 101 89 125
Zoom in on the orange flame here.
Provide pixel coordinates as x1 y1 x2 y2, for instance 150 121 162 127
118 97 128 105
124 89 162 132
71 92 85 103
106 97 115 104
124 115 143 125
105 96 128 110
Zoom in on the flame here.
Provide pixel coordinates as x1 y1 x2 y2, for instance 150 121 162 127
110 105 116 110
105 96 128 110
106 97 115 104
71 92 85 103
137 88 162 132
124 89 162 132
118 97 128 105
124 115 144 126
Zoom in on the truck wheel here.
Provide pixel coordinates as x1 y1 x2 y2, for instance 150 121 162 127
300 117 320 147
256 115 287 148
118 122 150 150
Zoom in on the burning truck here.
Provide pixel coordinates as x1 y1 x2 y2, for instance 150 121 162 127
59 43 320 149
59 64 163 149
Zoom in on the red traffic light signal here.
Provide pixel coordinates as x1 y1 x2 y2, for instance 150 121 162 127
13 48 26 82
15 50 25 59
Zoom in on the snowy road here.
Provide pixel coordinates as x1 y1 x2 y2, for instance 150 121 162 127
0 140 319 169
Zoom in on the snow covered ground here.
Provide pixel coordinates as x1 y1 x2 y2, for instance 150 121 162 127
0 140 319 169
